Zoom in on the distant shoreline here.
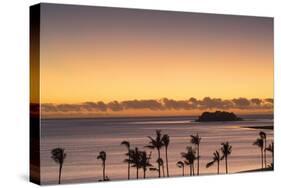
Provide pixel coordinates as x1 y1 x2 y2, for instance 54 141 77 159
244 125 273 130
239 167 273 173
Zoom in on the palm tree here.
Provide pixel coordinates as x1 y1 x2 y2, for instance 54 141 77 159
253 138 264 169
253 138 264 168
121 140 131 180
259 131 267 167
265 141 274 168
139 151 152 179
176 161 185 176
51 148 66 184
97 151 107 181
181 146 196 176
206 150 221 174
162 134 170 177
190 133 201 175
157 158 165 177
127 147 142 179
146 130 165 178
220 142 232 174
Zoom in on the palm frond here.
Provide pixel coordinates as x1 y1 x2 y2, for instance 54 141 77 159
121 141 130 149
176 161 184 168
206 161 215 168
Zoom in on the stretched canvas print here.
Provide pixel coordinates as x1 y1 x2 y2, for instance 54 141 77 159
30 3 274 185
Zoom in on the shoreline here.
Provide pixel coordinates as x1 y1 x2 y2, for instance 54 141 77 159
239 167 273 173
244 125 273 130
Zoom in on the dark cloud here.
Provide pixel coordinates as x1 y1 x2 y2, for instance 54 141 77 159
162 98 191 110
41 103 57 112
41 97 273 112
251 98 262 105
56 104 81 112
82 101 107 111
121 99 163 110
232 98 251 109
107 101 123 111
264 98 274 104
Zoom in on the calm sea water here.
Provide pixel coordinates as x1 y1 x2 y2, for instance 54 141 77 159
40 115 273 184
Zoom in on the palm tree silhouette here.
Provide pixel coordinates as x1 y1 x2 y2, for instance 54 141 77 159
220 142 232 174
97 151 107 181
259 131 267 167
265 141 274 168
121 140 131 180
146 130 165 178
162 134 170 177
176 161 185 176
127 147 142 179
51 148 66 184
138 151 152 179
206 150 221 174
157 158 165 177
190 133 201 175
181 146 196 176
253 138 264 169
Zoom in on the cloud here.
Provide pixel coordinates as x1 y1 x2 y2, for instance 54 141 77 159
264 98 274 104
107 101 123 111
198 97 233 109
162 98 191 110
251 98 262 105
232 98 251 109
121 99 164 110
82 101 107 111
56 104 81 112
41 97 273 113
41 103 58 112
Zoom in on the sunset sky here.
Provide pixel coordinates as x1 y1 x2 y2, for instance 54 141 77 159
38 4 273 117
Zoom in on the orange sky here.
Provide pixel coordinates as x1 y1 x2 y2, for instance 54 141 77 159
37 4 273 116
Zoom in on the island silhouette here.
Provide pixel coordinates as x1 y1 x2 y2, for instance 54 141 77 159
196 111 243 122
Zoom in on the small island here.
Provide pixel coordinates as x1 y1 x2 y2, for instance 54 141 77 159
196 111 243 122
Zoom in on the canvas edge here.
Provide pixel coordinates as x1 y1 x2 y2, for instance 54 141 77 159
30 3 41 185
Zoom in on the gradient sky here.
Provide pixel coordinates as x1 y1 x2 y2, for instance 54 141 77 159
39 4 273 116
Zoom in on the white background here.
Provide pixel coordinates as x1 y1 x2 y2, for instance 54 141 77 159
0 0 280 187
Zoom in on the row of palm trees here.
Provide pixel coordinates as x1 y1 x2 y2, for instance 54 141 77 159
176 134 201 176
50 130 274 184
253 131 274 169
120 130 170 180
177 141 232 176
96 130 231 180
205 142 232 174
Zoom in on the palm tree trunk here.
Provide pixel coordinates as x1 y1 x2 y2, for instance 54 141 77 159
271 151 274 165
197 144 200 176
143 169 146 179
261 147 264 169
128 162 130 180
165 147 169 177
128 161 130 180
58 164 62 184
192 164 195 176
162 164 165 177
225 156 228 174
103 161 105 180
136 168 139 179
264 139 267 167
128 148 130 180
217 161 220 174
189 165 192 176
157 149 161 178
182 166 184 176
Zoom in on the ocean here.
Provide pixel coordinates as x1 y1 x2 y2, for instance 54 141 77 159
40 115 273 184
